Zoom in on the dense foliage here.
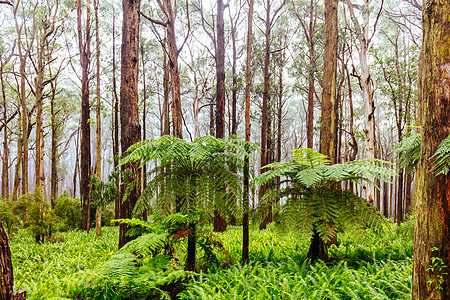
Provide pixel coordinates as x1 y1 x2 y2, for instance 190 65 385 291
8 219 414 299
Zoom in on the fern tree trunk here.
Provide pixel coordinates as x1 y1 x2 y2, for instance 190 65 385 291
412 1 450 298
185 222 196 271
307 227 328 262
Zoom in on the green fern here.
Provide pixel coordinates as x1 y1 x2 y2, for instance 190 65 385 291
393 133 420 173
431 134 450 175
255 148 393 260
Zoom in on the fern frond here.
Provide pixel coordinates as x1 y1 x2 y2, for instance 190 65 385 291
393 133 420 173
431 134 450 175
120 232 169 257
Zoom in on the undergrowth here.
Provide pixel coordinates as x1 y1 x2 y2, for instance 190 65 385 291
10 219 414 299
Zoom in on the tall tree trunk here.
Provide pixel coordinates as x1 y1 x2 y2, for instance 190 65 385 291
94 0 102 237
112 2 120 220
77 0 92 231
0 220 13 300
166 10 183 139
163 52 170 136
1 60 9 200
396 169 404 225
307 0 316 149
12 134 22 202
345 0 376 204
412 2 450 298
242 0 254 265
140 44 148 221
13 4 29 197
259 0 272 230
310 0 338 262
229 4 238 136
119 0 142 249
319 0 338 163
50 81 58 208
214 0 227 233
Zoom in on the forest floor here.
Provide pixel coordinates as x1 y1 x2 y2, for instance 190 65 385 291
10 220 413 299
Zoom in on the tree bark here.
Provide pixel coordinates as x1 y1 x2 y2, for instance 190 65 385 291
119 0 142 248
242 0 254 265
0 219 13 300
213 0 227 233
320 0 338 163
112 2 120 220
412 1 450 298
1 57 9 200
77 0 92 231
345 0 377 204
13 2 29 197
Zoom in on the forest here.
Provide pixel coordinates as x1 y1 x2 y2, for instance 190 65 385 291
0 0 449 299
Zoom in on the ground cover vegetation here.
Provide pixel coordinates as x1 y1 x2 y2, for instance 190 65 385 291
6 220 413 299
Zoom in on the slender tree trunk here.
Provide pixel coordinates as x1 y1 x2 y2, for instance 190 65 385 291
229 4 238 136
12 135 22 202
259 0 272 230
140 44 148 221
163 52 170 136
412 2 450 298
13 6 29 197
213 0 227 233
112 3 120 220
396 169 404 225
77 0 92 231
242 0 254 265
119 0 142 248
50 82 58 208
306 0 316 149
345 0 376 204
1 60 9 200
166 13 182 139
94 0 102 237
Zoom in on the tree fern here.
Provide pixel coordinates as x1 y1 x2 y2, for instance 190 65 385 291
120 135 256 270
255 148 393 261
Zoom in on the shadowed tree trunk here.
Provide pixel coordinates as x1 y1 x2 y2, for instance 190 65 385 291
119 0 142 249
77 0 92 231
214 0 227 233
94 0 102 238
242 0 254 265
112 2 120 220
412 1 450 298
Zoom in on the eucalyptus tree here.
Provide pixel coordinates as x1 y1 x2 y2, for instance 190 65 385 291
319 0 338 163
412 1 450 296
140 0 191 140
344 0 384 204
119 0 142 248
242 0 254 264
76 0 92 231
